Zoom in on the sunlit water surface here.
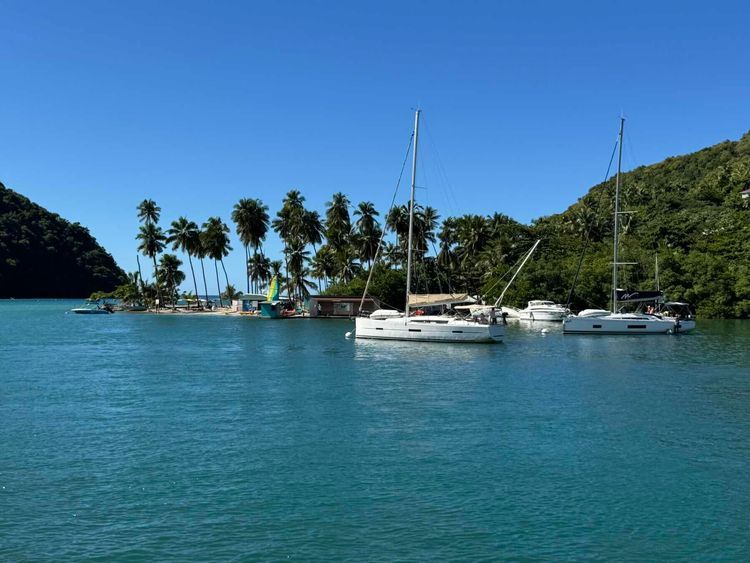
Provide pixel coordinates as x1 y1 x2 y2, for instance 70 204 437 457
1 300 749 560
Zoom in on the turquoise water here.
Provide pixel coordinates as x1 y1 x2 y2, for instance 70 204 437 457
1 300 749 560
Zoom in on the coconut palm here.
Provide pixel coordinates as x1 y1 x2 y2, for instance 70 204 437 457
270 260 283 279
158 253 185 310
136 222 166 310
202 217 233 307
194 231 211 308
325 192 351 253
137 199 161 225
248 252 271 293
437 217 459 271
232 198 270 293
381 241 403 269
386 204 410 253
221 284 242 302
353 201 381 268
136 199 161 294
455 214 491 267
311 245 336 290
167 217 201 308
289 267 317 300
272 190 307 292
302 209 324 253
285 239 311 300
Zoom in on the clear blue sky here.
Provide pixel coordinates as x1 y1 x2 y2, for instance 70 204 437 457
2 0 749 290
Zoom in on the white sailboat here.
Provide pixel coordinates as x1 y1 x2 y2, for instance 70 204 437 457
563 118 695 335
355 110 504 343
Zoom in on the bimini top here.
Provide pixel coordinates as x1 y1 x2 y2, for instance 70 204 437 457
408 293 476 307
615 290 664 303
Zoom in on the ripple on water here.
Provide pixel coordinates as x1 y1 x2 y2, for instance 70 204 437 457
1 302 749 559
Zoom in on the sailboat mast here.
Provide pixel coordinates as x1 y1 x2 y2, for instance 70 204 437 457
612 117 625 314
404 109 420 319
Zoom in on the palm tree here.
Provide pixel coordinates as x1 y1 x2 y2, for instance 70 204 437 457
136 222 166 310
167 217 201 308
437 217 459 271
272 190 307 293
386 204 410 255
248 252 272 293
137 199 161 225
158 253 185 310
353 201 381 268
455 214 491 267
413 205 439 258
195 231 211 308
270 260 283 279
290 267 316 300
311 245 336 290
325 192 351 253
302 209 324 253
221 284 242 302
286 239 311 300
202 217 233 307
381 241 403 269
136 199 161 295
232 198 270 293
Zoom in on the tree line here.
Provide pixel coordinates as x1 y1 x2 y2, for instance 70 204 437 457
121 130 750 317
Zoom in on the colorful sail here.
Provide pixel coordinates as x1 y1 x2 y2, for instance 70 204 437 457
266 275 279 301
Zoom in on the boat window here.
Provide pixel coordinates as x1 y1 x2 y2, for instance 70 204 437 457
408 329 421 332
593 325 602 329
627 325 647 329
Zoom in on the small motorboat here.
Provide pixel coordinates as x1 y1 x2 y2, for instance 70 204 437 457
518 300 569 322
70 301 114 315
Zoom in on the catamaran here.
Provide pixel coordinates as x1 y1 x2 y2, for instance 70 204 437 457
354 110 504 343
563 118 695 335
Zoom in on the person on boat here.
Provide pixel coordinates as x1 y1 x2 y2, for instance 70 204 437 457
489 307 497 325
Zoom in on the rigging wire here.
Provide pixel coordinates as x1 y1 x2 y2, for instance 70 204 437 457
358 133 414 312
564 136 620 309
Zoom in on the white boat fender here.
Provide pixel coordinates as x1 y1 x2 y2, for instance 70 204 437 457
345 331 353 339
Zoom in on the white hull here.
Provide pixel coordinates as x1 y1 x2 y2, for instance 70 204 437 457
563 313 693 334
355 315 503 343
518 310 567 322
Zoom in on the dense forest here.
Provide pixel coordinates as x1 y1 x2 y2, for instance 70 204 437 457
0 182 126 298
325 131 750 318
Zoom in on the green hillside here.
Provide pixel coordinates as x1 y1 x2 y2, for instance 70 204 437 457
0 182 126 298
327 131 750 318
493 131 750 317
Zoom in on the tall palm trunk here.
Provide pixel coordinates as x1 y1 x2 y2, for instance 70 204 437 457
170 276 176 311
220 259 231 297
214 260 223 307
152 255 162 312
244 245 250 294
136 254 145 296
199 258 209 309
187 254 199 310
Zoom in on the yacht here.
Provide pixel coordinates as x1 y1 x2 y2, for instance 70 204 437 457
518 300 569 322
354 110 504 343
563 118 694 335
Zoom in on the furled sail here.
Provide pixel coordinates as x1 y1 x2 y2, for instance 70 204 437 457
407 293 476 307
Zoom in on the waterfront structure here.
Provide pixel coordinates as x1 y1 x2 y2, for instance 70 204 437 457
308 295 380 318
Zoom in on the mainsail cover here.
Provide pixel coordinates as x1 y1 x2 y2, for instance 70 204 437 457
408 293 476 307
616 290 664 303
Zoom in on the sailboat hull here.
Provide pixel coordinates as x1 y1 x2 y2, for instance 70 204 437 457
563 314 692 334
355 316 504 343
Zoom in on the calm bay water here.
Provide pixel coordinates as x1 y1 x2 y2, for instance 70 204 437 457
1 300 749 560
